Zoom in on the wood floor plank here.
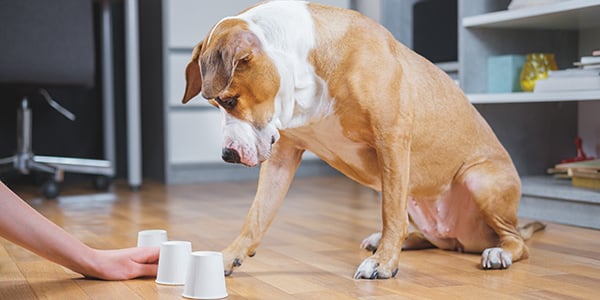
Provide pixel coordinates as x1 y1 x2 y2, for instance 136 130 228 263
0 243 26 281
13 261 87 299
0 282 38 300
1 176 599 299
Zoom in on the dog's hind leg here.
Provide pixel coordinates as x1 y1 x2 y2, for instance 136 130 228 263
361 224 434 253
403 231 435 250
360 232 381 253
462 162 528 270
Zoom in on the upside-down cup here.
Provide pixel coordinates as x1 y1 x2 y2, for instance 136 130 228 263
182 251 228 299
156 241 192 285
137 229 168 247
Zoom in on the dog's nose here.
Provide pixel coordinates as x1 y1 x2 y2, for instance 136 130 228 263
222 148 241 164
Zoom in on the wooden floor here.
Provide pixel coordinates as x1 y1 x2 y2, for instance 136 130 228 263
1 176 599 299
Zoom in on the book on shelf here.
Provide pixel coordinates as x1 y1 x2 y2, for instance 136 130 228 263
572 170 600 190
573 56 600 69
581 56 600 64
534 67 600 92
548 159 600 190
534 76 600 92
548 69 600 77
550 159 600 174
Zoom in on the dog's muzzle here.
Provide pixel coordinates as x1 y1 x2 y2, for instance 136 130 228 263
222 148 241 164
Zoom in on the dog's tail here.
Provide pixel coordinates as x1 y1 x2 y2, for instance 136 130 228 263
518 221 547 240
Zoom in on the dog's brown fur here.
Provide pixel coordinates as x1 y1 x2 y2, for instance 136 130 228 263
182 2 540 279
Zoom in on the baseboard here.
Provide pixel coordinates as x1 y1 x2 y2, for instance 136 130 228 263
518 176 600 229
168 159 340 184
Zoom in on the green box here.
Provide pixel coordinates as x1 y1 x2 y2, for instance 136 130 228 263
487 55 526 93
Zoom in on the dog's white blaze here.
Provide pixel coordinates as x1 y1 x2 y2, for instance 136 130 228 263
205 16 237 48
220 106 279 167
238 1 335 129
221 109 255 163
215 1 336 166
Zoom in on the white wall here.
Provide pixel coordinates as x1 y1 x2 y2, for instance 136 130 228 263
354 0 381 23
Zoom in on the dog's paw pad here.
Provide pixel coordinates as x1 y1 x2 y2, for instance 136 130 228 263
353 257 398 280
232 258 243 267
354 258 379 279
360 232 382 253
481 247 512 269
224 257 243 276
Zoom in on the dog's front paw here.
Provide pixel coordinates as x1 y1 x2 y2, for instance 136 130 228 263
481 247 512 270
222 251 242 276
353 256 399 280
222 247 255 276
360 232 382 253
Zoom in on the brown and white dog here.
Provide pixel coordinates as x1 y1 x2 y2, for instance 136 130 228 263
182 1 541 279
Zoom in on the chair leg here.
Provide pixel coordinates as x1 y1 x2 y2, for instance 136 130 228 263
0 98 62 196
0 156 17 173
33 156 111 177
2 96 114 197
27 159 63 182
11 98 61 179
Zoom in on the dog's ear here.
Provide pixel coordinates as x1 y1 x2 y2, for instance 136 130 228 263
230 31 257 63
182 41 204 104
200 31 259 98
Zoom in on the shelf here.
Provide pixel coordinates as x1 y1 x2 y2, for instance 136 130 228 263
435 61 459 73
519 176 600 229
463 0 600 30
522 176 600 204
467 90 600 104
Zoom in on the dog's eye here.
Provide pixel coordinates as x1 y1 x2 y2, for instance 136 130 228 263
215 95 239 110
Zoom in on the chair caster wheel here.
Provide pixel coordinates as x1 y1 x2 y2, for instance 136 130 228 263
42 180 60 199
94 175 111 191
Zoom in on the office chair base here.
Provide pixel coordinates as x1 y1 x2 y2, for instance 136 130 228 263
41 179 61 199
0 96 115 199
34 155 113 177
0 153 114 198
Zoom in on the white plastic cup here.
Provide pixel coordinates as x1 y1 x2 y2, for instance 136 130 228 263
137 229 168 247
156 241 192 285
182 251 228 299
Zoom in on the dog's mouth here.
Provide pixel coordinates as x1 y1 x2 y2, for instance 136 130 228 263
221 147 243 164
221 133 279 167
220 111 280 167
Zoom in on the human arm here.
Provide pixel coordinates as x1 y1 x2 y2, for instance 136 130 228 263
0 181 159 280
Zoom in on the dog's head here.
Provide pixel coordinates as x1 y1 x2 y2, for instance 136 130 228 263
182 19 281 167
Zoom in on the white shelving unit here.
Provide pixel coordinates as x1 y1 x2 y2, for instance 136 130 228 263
459 0 600 228
468 91 600 104
463 0 600 30
462 0 600 104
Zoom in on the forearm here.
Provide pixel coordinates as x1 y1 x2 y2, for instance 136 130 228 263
0 182 95 276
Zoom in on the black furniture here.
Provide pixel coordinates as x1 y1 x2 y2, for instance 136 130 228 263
0 0 113 198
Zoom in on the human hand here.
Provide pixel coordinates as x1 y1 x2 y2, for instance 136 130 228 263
83 247 160 280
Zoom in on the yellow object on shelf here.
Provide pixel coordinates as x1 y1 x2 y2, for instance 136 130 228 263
520 53 558 92
572 175 600 190
549 159 600 190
